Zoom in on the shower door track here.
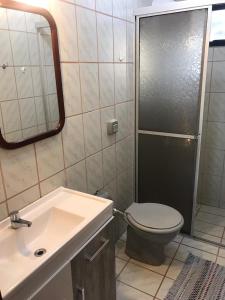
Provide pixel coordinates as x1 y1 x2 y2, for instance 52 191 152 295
138 130 199 140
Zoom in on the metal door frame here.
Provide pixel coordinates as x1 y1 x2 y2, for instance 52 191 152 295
135 3 213 235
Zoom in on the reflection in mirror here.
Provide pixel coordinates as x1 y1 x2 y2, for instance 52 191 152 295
0 8 59 143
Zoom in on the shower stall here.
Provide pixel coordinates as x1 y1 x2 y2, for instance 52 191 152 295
135 0 225 245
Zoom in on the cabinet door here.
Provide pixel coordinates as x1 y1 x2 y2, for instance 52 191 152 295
32 264 74 300
71 221 116 300
83 223 116 300
71 251 85 300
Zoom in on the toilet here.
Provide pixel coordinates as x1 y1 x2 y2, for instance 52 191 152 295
124 203 184 266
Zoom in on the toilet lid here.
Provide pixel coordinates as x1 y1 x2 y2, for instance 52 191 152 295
125 203 183 231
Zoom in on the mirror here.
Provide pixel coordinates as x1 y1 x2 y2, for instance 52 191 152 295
0 1 64 149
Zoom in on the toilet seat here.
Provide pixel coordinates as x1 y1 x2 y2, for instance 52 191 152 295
125 203 184 234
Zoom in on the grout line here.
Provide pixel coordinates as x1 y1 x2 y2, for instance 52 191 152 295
115 257 130 278
2 134 134 205
59 131 67 187
154 240 183 297
61 61 134 64
95 5 104 192
220 226 225 250
117 279 156 298
0 160 8 214
59 0 134 24
116 239 177 289
194 228 223 239
196 216 225 228
33 143 42 197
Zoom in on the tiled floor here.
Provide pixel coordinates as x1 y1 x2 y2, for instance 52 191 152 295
193 204 225 245
115 232 225 299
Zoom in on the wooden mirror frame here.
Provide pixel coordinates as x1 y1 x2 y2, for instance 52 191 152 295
0 0 65 149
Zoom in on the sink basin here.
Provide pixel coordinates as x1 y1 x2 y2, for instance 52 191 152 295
0 187 113 298
1 208 84 262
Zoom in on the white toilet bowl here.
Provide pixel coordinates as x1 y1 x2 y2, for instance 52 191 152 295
124 203 184 266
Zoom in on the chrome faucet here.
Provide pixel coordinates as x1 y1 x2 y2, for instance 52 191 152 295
9 210 32 229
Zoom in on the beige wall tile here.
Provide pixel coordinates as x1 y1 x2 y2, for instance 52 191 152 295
62 115 85 167
0 0 136 223
99 63 114 108
97 14 113 62
83 110 102 156
35 134 64 180
66 160 87 193
80 63 100 112
86 152 103 194
0 202 8 221
50 1 78 61
0 145 38 198
61 63 82 117
96 0 113 15
76 6 97 62
0 172 5 203
7 185 40 212
40 171 66 196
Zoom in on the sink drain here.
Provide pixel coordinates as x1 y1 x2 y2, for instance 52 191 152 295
34 248 47 257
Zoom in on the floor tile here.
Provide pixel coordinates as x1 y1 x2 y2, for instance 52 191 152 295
218 247 225 258
194 220 224 237
166 259 184 280
175 244 217 262
197 212 225 227
117 281 153 300
165 241 179 258
193 230 221 244
173 234 183 243
116 240 129 261
130 257 172 276
200 205 225 217
118 262 163 297
156 277 174 300
216 256 225 267
116 257 127 276
182 237 218 254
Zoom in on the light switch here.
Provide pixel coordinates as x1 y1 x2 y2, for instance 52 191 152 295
107 119 118 135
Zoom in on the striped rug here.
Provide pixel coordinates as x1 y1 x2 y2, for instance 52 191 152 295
165 254 225 300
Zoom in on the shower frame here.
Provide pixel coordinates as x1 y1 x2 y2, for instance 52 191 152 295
134 0 225 240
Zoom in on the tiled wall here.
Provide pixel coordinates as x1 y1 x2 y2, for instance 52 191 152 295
198 47 225 208
0 0 152 229
0 9 58 142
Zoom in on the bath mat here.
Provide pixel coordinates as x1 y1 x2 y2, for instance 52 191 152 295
165 254 225 300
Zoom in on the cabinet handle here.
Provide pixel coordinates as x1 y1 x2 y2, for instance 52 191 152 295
85 238 109 262
76 286 85 300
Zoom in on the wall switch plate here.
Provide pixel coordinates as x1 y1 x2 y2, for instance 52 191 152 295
107 119 118 135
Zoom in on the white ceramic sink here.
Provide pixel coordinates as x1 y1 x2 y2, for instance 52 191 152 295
0 187 113 298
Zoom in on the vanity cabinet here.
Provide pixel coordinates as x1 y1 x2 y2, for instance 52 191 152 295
71 221 116 300
32 264 74 300
2 220 115 300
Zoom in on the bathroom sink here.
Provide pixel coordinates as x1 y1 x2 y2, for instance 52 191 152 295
0 208 84 262
0 187 113 298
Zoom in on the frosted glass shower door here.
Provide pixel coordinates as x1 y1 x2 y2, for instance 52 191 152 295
137 8 208 233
